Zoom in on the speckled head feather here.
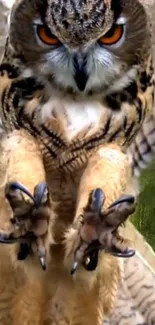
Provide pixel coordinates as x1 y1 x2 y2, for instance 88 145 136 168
7 0 151 94
45 0 122 45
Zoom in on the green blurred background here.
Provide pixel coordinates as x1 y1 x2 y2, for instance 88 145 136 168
132 160 155 250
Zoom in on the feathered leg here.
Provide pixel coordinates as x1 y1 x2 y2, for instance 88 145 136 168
0 129 52 269
65 144 136 272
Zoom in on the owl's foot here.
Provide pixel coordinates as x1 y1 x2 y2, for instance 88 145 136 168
0 182 51 270
71 189 136 274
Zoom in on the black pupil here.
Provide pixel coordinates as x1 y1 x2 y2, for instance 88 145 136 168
104 24 117 38
44 26 55 39
38 25 57 40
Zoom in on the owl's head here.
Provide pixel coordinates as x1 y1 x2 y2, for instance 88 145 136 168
9 0 151 95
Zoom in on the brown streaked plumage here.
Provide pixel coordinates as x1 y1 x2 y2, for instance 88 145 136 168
0 0 154 324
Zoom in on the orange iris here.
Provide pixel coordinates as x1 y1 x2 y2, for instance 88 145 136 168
37 25 60 45
99 25 124 45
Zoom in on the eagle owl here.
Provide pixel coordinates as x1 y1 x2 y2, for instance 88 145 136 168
0 0 154 325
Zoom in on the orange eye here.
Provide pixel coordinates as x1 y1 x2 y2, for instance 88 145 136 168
37 25 60 46
99 25 124 45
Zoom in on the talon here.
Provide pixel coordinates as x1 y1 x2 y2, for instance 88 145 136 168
85 240 101 254
5 182 35 203
109 247 135 258
109 195 135 209
91 188 105 213
39 255 46 270
18 242 30 260
73 189 136 273
70 261 79 275
84 255 91 266
83 249 99 271
34 182 48 207
1 180 50 265
0 234 17 244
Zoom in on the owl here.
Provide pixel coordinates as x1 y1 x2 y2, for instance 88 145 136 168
0 0 154 324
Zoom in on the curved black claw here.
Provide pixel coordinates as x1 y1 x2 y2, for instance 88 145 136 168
34 182 48 207
0 235 17 244
83 249 99 271
109 195 135 209
17 237 47 270
71 261 79 275
71 249 99 274
110 248 135 258
6 181 48 208
84 240 135 259
82 246 135 272
18 242 31 260
5 182 35 203
0 232 34 244
83 240 135 270
91 188 105 214
39 255 47 271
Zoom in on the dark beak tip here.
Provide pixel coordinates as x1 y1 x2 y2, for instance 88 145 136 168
73 55 88 92
74 74 88 92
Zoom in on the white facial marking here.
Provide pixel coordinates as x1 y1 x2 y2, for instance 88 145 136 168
116 16 127 25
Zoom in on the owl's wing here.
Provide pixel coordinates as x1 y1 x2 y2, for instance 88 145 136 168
103 244 155 325
124 250 155 324
104 136 155 324
106 118 155 324
105 114 155 324
128 0 155 178
127 113 155 178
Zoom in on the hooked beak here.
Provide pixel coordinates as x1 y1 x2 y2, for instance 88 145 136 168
73 54 88 92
